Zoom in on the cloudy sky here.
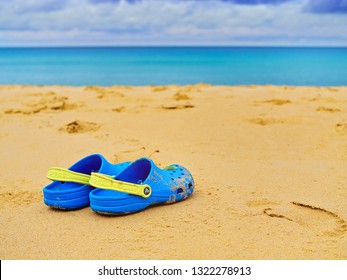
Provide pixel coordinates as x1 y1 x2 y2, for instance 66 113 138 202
1 0 346 46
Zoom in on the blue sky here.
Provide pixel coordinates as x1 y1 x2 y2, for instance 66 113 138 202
0 0 346 46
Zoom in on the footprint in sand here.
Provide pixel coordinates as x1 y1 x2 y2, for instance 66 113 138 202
161 103 195 110
262 99 292 106
325 87 340 92
3 92 76 115
336 122 347 135
59 120 100 134
308 96 338 103
259 201 347 237
173 91 191 101
112 106 126 112
173 84 206 96
316 107 341 113
152 86 169 92
248 117 284 126
84 86 124 99
0 190 43 208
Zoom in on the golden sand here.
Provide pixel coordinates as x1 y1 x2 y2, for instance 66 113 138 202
0 84 346 259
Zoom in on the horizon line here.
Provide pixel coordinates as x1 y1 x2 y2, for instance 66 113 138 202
1 45 347 48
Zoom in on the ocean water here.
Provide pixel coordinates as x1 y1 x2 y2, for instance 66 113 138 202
0 47 346 86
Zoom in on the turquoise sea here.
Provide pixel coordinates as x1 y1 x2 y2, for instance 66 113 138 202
0 47 346 86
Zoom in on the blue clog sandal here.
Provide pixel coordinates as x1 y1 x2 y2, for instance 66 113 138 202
43 154 130 210
89 157 194 215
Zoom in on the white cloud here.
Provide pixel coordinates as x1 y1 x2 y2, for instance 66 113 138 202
0 0 346 46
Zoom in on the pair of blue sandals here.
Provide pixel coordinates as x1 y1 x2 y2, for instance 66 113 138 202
42 154 194 215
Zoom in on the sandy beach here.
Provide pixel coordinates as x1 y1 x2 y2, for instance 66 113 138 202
0 84 346 260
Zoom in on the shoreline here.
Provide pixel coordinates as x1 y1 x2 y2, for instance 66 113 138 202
1 84 346 259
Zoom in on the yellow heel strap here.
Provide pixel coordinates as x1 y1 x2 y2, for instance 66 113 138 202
90 172 152 198
47 167 91 185
163 165 177 170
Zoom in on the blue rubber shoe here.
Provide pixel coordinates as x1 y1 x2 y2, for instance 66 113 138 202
89 157 195 215
43 154 130 210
